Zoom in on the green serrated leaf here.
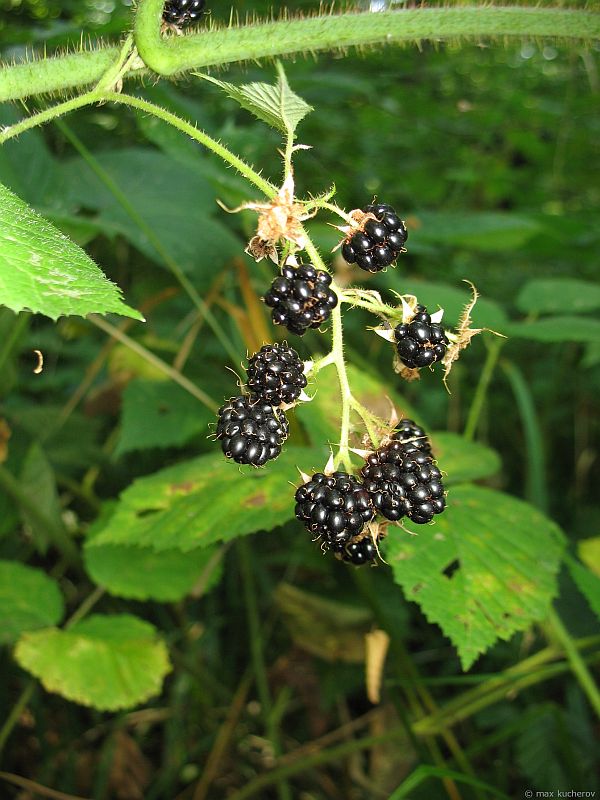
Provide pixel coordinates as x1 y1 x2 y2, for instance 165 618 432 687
115 379 214 457
578 537 600 577
430 432 501 485
516 279 600 316
15 614 171 711
0 560 64 644
84 504 223 601
508 316 600 343
385 485 564 669
201 64 312 137
0 182 142 321
86 447 324 553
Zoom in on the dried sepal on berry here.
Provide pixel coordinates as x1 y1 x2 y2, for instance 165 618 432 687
220 173 315 263
442 281 506 389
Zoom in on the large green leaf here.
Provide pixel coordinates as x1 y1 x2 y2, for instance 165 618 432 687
84 504 223 601
385 485 564 669
15 614 171 711
508 316 600 343
86 446 324 553
201 63 313 138
59 148 241 278
115 379 214 457
516 279 600 316
0 183 142 320
413 211 541 251
0 561 64 644
430 432 501 485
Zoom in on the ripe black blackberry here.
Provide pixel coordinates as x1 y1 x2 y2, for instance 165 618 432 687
361 440 446 525
295 471 375 551
394 304 449 370
341 202 408 273
393 418 432 455
216 395 289 467
263 263 338 336
342 535 377 566
163 0 205 26
246 342 307 406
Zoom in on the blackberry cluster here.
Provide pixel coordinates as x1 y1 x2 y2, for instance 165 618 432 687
216 396 289 467
295 471 375 553
163 0 205 26
263 264 338 336
341 202 408 273
361 430 446 525
246 343 307 406
394 305 449 370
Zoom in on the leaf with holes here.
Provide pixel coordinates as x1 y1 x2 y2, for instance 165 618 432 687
200 63 313 138
14 614 171 711
85 447 324 553
384 485 564 669
0 560 64 644
0 182 143 320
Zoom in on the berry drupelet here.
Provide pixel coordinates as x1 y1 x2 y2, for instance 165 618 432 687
295 471 375 552
163 0 205 26
216 395 289 467
343 535 378 566
361 440 446 525
394 304 449 370
342 202 408 273
246 343 307 406
263 263 338 336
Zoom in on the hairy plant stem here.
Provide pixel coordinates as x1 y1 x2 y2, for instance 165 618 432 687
2 4 598 103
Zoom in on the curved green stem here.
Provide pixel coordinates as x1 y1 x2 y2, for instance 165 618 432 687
330 300 354 472
0 91 101 144
2 6 598 103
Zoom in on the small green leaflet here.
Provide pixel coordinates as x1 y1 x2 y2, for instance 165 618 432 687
200 63 313 138
0 560 64 643
508 316 600 344
385 485 564 670
0 182 143 320
15 614 171 711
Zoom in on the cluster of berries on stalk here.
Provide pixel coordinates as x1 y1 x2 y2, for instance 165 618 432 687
215 193 459 567
294 419 445 566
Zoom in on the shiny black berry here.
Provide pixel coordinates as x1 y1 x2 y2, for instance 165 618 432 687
342 202 408 273
361 439 446 525
263 264 338 336
216 395 289 467
394 305 449 370
246 342 307 406
295 471 375 550
343 536 377 566
163 0 205 26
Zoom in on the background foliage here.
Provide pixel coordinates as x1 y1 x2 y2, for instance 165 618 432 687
0 0 599 798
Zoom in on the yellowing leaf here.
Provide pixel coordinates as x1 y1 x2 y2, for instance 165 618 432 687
15 614 171 711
